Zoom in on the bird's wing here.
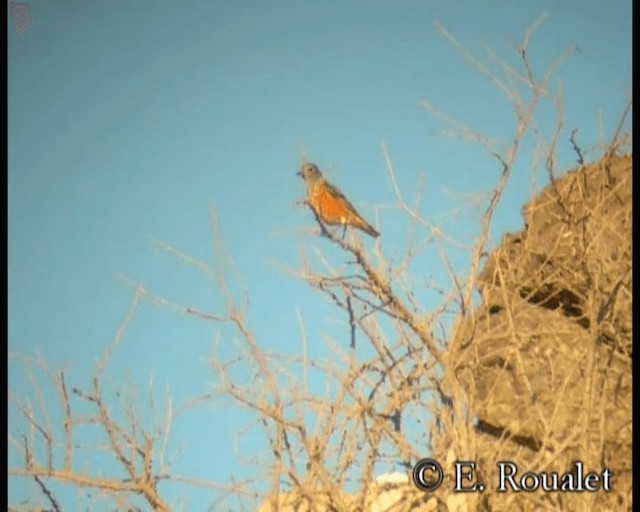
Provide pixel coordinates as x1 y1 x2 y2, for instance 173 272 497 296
322 179 360 214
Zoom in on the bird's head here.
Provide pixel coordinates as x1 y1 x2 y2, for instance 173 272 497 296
297 162 323 182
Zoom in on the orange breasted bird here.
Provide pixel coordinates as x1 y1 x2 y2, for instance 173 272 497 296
297 162 380 238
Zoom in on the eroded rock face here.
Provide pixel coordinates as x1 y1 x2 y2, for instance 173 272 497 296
448 153 632 510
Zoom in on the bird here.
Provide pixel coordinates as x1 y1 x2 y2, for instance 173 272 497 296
297 162 380 238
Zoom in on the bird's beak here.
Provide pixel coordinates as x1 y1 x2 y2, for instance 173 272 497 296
296 170 302 176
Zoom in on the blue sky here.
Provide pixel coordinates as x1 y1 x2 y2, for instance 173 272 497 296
8 1 631 509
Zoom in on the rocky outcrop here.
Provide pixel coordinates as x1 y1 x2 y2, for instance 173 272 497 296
447 153 632 510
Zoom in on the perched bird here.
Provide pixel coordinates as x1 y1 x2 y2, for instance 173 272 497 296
298 162 380 238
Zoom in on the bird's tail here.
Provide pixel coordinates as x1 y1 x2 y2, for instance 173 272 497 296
356 218 380 238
